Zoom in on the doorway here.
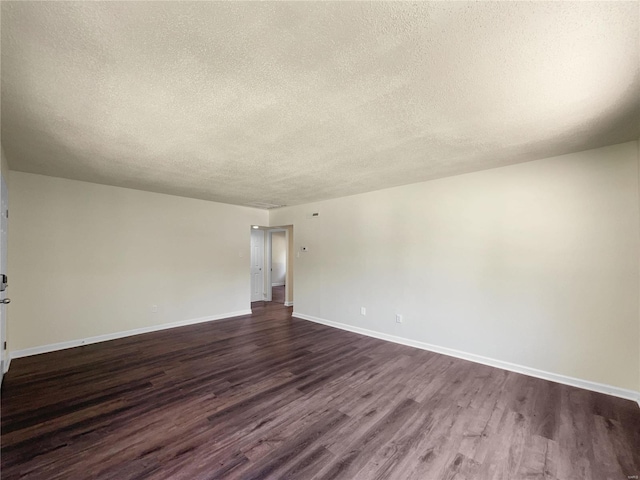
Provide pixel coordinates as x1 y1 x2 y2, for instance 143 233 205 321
265 226 293 306
269 230 286 304
249 225 293 307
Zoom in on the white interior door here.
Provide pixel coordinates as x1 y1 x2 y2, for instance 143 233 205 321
1 174 8 382
250 229 264 302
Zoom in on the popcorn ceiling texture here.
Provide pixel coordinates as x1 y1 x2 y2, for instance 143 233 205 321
1 2 638 207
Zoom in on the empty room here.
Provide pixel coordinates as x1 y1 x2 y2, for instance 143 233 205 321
1 1 639 479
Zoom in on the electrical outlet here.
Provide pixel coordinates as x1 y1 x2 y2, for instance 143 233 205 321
360 307 366 316
151 305 158 313
396 314 403 324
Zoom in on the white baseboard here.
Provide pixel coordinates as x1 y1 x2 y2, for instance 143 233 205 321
10 309 252 360
3 355 10 374
292 312 640 407
284 301 294 307
272 282 285 287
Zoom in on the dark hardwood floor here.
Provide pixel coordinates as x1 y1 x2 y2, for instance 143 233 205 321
272 285 285 304
2 301 639 479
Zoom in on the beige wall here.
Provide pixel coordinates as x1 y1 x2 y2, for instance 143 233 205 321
9 172 268 352
270 142 640 391
1 147 9 180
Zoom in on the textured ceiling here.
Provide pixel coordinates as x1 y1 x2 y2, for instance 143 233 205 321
1 2 639 208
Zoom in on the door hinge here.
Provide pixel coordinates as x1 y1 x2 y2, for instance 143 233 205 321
3 342 6 350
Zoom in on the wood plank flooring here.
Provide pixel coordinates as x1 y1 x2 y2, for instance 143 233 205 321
272 286 285 304
2 301 639 479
